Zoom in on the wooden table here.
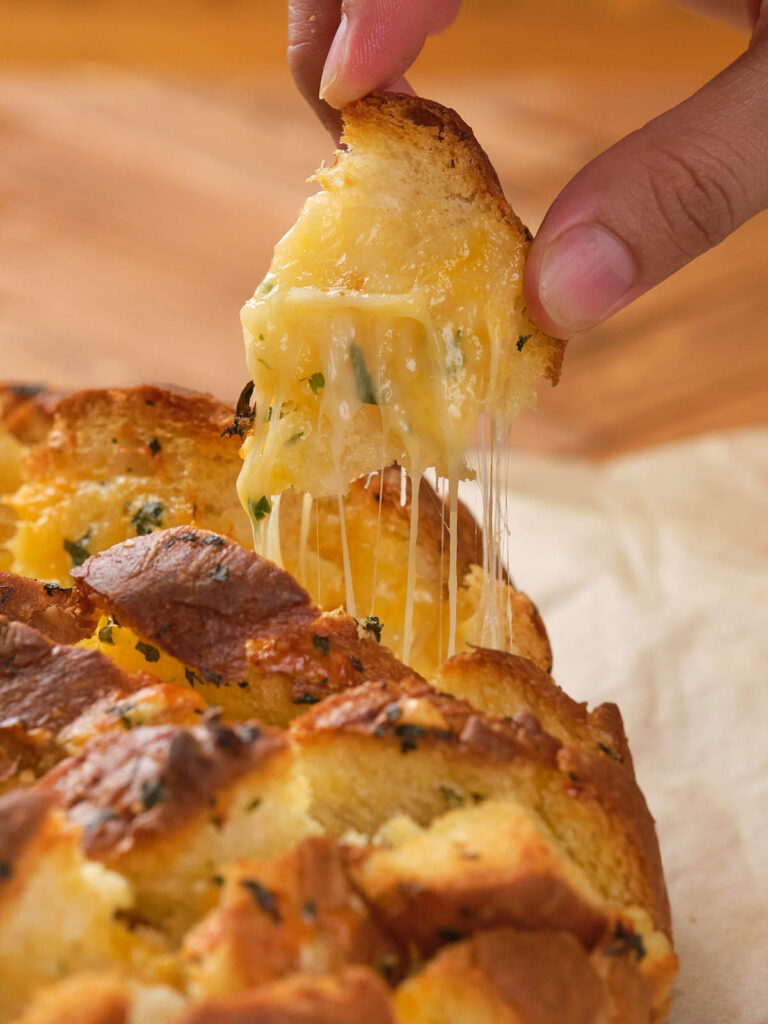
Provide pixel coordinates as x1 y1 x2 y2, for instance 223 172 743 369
0 1 765 457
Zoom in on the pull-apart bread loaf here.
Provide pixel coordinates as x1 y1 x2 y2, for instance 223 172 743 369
0 524 676 1022
0 93 674 1022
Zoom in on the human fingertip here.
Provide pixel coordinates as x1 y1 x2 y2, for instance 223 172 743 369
527 223 638 336
319 13 354 107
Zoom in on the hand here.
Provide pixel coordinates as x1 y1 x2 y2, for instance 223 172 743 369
288 1 768 338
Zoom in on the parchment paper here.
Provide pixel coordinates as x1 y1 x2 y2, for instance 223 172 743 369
465 429 768 1024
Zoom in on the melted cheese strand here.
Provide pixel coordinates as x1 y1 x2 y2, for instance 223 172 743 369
401 469 421 667
298 491 313 587
337 494 357 619
447 469 460 658
369 465 386 617
266 492 284 568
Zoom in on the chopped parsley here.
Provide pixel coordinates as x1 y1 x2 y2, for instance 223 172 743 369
111 702 135 730
293 693 321 705
248 495 271 524
350 343 377 405
245 797 261 813
516 334 532 352
312 633 330 656
304 371 325 395
395 723 427 753
147 437 162 457
210 563 228 582
286 430 304 445
141 778 165 810
221 380 256 438
130 500 164 536
439 784 464 808
350 656 364 672
357 615 383 643
240 879 282 922
597 742 623 762
603 922 646 961
63 529 92 568
98 622 116 645
135 640 160 663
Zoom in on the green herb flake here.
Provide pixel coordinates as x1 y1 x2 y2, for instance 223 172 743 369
211 563 228 582
147 437 162 457
141 779 165 811
111 702 136 730
211 874 225 886
376 953 399 981
349 342 377 405
240 879 282 922
516 334 532 352
304 371 325 395
286 431 304 445
184 667 199 688
597 742 623 762
130 500 164 536
312 633 330 656
293 693 321 705
439 784 465 809
63 529 92 568
385 703 402 722
248 495 272 524
350 656 364 672
0 861 11 882
245 797 261 813
98 622 116 645
395 723 427 754
135 641 160 663
301 899 317 921
470 792 486 804
603 922 646 962
357 615 383 643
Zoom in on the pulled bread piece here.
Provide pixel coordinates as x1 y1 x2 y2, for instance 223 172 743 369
183 836 400 999
292 674 671 935
278 469 552 677
0 789 134 1022
6 386 250 584
71 526 414 726
44 717 318 937
239 92 564 505
394 926 661 1024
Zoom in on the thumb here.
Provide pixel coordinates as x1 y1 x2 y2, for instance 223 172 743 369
524 26 768 338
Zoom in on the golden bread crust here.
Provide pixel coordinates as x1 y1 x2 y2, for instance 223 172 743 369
0 572 95 645
179 967 397 1024
46 717 286 861
72 527 315 682
0 386 59 446
0 787 57 883
184 837 400 996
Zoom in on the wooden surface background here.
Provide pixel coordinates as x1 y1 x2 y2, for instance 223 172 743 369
0 0 765 457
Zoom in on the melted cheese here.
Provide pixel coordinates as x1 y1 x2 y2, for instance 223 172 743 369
237 96 561 665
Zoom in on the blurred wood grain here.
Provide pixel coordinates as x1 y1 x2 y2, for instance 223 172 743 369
0 2 765 457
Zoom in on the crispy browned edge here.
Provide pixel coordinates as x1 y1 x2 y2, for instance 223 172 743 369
403 926 653 1024
44 716 286 860
0 617 150 737
293 675 671 936
341 91 566 382
436 648 630 767
179 966 397 1024
45 384 237 445
0 385 60 445
0 786 57 882
71 527 415 699
0 572 96 645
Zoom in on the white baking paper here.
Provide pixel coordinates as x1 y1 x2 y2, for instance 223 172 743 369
464 429 768 1024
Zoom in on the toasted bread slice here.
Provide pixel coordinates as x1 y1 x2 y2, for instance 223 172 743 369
0 789 134 1022
239 92 564 506
292 678 670 935
183 837 399 999
7 386 250 585
393 927 658 1024
45 718 318 938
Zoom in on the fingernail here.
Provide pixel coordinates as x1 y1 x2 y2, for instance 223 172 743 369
319 13 350 104
537 223 637 333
